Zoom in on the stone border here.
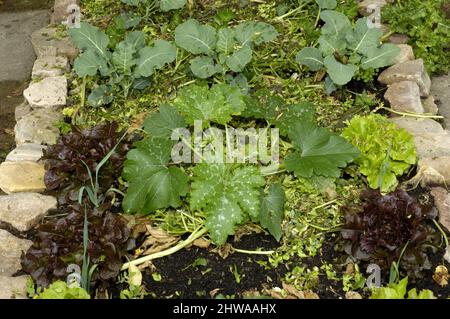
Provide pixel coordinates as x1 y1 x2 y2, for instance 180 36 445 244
361 1 450 262
1 0 448 299
0 0 79 299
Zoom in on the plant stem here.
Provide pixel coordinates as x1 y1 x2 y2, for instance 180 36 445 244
231 247 275 255
432 219 449 247
121 227 208 270
381 107 444 119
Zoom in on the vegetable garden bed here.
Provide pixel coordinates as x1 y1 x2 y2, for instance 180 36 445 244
9 0 450 300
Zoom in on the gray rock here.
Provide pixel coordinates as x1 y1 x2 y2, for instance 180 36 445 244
430 187 450 232
417 156 450 187
0 276 29 299
23 76 67 109
411 133 450 159
51 0 80 24
389 117 444 135
431 71 450 129
378 59 431 97
0 193 56 232
0 230 32 276
422 95 439 115
393 44 414 64
0 161 46 194
15 101 32 121
31 26 78 60
445 246 450 264
357 0 387 16
384 81 424 114
14 108 62 145
389 33 410 44
32 56 69 79
5 143 45 162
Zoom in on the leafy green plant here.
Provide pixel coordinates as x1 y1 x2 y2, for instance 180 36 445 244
285 120 359 179
296 11 400 92
382 0 450 74
121 0 186 12
69 22 176 105
121 83 357 249
34 281 90 299
174 19 278 79
341 114 416 193
370 277 436 299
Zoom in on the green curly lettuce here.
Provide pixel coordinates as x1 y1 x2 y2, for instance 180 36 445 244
341 114 417 193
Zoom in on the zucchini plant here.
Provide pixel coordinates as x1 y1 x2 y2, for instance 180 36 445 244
296 10 400 93
69 22 177 106
121 83 359 248
174 19 279 79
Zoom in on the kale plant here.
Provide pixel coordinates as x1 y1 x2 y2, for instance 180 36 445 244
174 19 278 79
69 22 177 106
121 0 186 12
341 114 417 193
296 10 400 93
382 0 450 74
341 189 440 280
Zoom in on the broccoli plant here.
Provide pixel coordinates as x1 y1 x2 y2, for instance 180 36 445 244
121 0 186 12
174 19 278 79
296 10 400 93
69 22 177 106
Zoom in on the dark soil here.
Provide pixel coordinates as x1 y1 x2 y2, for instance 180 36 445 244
140 234 287 299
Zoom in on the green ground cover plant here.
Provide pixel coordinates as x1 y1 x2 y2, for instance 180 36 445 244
382 0 450 74
19 0 449 299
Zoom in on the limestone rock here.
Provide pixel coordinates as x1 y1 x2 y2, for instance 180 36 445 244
389 33 410 44
411 133 450 159
422 95 439 115
358 0 387 16
32 56 69 79
431 71 450 129
384 81 424 114
51 0 80 24
14 108 62 145
31 27 78 60
378 59 431 97
417 157 450 186
23 76 67 109
389 117 444 135
0 161 46 194
15 101 32 121
430 187 450 232
0 230 32 276
0 276 29 299
5 144 45 162
393 44 414 64
0 193 56 232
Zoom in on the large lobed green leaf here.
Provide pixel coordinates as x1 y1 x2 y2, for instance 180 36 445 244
258 184 285 241
172 83 245 125
122 137 189 214
285 120 359 178
191 164 265 245
175 19 217 55
69 22 110 56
